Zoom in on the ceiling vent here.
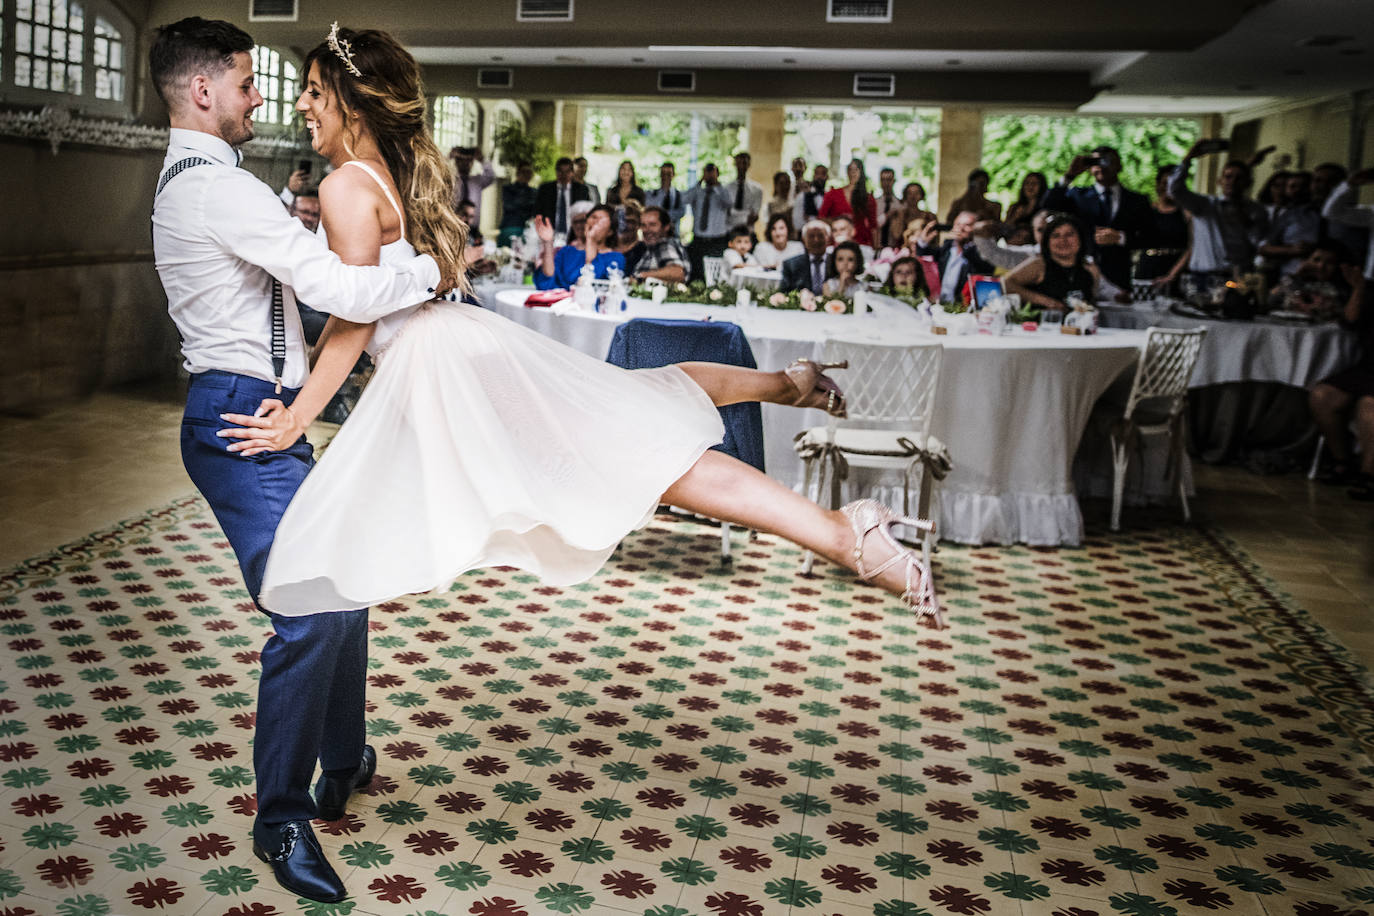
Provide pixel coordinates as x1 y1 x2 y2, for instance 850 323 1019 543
478 68 514 89
853 72 895 97
248 0 297 21
517 0 573 22
828 0 891 23
658 70 696 93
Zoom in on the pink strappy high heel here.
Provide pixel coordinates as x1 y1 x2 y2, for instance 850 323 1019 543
841 499 942 628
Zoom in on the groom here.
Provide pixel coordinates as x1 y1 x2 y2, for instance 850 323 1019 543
149 18 437 903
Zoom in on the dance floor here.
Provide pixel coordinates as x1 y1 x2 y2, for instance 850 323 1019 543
1 497 1372 916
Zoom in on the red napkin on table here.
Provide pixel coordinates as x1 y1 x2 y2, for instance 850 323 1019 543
525 290 572 308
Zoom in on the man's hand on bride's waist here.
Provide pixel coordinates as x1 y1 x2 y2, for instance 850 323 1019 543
217 399 307 456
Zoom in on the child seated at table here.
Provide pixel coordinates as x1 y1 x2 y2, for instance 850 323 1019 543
823 241 866 297
722 226 759 270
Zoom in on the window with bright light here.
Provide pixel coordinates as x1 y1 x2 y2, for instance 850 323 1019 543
432 96 478 152
2 0 132 114
251 45 299 128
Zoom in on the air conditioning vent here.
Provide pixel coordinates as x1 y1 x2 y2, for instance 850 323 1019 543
658 70 695 93
828 0 891 23
518 0 573 21
853 72 895 97
478 68 514 89
248 0 297 21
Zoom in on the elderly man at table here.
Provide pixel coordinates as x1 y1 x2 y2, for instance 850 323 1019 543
1322 167 1374 282
916 210 997 304
1169 140 1268 277
626 206 688 284
1259 171 1321 277
535 157 592 236
780 220 832 294
1042 146 1152 290
645 162 687 236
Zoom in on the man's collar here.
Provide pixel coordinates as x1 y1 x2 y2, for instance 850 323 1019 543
167 127 240 166
1094 180 1119 194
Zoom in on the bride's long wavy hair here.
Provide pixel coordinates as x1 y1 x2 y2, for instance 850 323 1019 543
304 27 468 294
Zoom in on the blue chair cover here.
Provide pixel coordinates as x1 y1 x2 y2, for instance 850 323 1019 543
606 318 766 472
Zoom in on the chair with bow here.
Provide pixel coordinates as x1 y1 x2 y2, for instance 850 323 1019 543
794 338 946 577
607 318 765 561
1110 326 1206 531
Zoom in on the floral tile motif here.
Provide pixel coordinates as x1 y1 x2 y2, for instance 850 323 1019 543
0 496 1372 916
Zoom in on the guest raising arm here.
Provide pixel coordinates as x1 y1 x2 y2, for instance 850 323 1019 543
533 204 625 290
1322 166 1374 281
1168 139 1268 276
1002 213 1100 313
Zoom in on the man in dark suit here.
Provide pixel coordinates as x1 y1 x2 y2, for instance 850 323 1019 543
1042 145 1152 289
915 210 996 304
534 156 590 236
779 220 833 293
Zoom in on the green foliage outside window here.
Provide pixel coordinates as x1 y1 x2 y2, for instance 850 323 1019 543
581 108 749 191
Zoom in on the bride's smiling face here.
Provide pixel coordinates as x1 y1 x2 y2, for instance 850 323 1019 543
296 62 349 162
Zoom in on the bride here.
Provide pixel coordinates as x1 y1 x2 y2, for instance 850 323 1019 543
221 25 938 623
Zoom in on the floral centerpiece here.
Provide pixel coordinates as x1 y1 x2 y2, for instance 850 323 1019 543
760 288 858 315
628 280 738 304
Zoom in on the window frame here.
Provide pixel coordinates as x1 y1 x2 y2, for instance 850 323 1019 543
249 43 300 134
0 0 135 118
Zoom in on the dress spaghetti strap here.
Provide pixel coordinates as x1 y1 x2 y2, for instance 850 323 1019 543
342 159 407 243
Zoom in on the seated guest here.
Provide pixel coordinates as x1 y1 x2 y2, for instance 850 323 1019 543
1138 165 1192 289
1268 241 1355 320
754 213 805 268
792 164 829 233
1321 166 1374 281
916 209 997 304
626 206 689 284
780 220 833 294
566 201 593 245
972 209 1050 271
1169 139 1269 277
1042 145 1152 290
1002 213 1100 313
946 168 1002 223
1259 170 1320 277
498 160 537 246
616 200 643 254
533 204 624 289
1308 273 1372 495
824 241 865 297
535 156 592 235
829 215 875 265
820 158 877 247
886 181 938 246
882 255 929 300
766 171 794 231
1005 171 1047 226
723 226 759 269
605 159 646 208
644 162 687 236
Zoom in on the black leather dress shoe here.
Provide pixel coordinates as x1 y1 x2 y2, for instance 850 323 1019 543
314 745 377 821
252 820 345 903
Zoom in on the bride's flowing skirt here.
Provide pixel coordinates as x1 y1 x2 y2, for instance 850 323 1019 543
260 302 725 615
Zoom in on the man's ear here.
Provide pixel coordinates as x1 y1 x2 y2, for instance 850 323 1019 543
188 73 213 112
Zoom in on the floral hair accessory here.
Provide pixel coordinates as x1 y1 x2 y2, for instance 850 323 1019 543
326 22 362 78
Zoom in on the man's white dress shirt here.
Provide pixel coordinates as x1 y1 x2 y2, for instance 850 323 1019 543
152 128 438 389
453 158 496 208
645 186 687 235
726 176 765 233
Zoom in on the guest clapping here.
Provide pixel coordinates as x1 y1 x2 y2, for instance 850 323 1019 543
1003 213 1100 313
824 241 865 297
533 204 624 290
820 158 877 248
754 214 804 269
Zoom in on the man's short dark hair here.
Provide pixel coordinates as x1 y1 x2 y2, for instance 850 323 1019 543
642 206 670 225
149 17 254 110
294 189 319 200
879 167 896 176
515 160 532 170
703 162 718 173
660 162 675 171
555 156 573 169
1092 145 1120 160
1314 162 1348 180
968 168 989 184
573 156 588 166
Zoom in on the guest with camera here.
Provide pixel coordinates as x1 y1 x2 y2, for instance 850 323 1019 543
1042 146 1152 290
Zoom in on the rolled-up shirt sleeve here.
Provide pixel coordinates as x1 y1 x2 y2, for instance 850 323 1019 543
205 170 439 323
1167 164 1211 217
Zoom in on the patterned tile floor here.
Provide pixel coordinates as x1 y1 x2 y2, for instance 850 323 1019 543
1 497 1373 916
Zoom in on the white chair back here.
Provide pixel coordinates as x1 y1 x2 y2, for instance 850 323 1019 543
703 256 726 286
820 337 944 439
1124 327 1205 421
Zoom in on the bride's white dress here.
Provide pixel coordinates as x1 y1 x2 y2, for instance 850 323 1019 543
259 161 724 616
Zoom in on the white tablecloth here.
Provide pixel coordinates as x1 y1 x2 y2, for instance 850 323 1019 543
484 288 1148 546
726 266 781 292
1097 302 1358 388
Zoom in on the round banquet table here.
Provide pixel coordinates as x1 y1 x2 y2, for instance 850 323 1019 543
483 288 1148 546
726 266 781 292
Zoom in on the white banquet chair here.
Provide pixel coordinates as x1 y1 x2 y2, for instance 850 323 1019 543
1110 326 1206 531
702 256 726 287
794 338 946 575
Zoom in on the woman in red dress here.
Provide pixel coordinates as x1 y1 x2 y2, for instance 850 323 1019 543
819 158 877 248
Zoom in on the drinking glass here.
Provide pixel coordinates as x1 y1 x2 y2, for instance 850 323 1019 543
1040 309 1063 332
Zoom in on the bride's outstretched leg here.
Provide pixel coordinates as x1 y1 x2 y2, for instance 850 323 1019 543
675 361 846 415
660 450 916 601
